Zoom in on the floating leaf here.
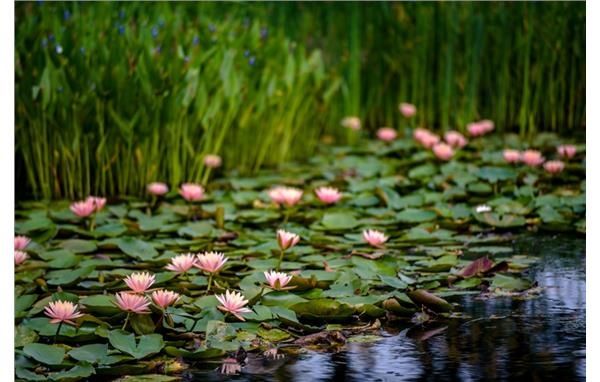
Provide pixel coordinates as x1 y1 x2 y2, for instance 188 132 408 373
68 344 109 364
48 364 95 381
453 278 482 289
46 265 95 285
397 208 437 223
477 166 517 183
108 330 164 359
163 347 224 360
262 291 308 308
490 274 531 291
15 325 39 347
257 327 291 342
59 239 97 253
321 212 359 230
290 299 354 322
95 223 128 237
130 314 156 335
16 294 38 318
23 343 65 365
379 275 408 289
474 212 526 227
115 237 158 260
79 295 121 315
458 256 494 278
177 221 214 238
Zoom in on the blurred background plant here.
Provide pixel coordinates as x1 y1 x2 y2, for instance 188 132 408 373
15 2 585 199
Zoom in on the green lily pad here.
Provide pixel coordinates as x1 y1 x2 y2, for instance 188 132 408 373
490 274 531 291
114 237 159 260
163 346 224 359
108 330 164 359
59 239 98 253
79 295 121 315
397 208 437 223
23 343 66 365
68 344 108 364
290 299 355 322
474 212 526 227
177 221 214 238
321 212 359 230
48 364 95 381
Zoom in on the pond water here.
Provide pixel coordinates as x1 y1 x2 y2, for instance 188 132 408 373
188 233 585 381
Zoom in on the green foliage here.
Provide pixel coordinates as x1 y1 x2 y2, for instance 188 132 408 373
14 132 585 379
15 2 585 199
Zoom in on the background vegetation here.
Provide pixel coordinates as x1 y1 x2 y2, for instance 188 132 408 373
15 2 585 199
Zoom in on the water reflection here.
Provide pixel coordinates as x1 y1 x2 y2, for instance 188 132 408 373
191 234 585 381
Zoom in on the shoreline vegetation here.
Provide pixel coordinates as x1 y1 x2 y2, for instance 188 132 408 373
15 2 585 199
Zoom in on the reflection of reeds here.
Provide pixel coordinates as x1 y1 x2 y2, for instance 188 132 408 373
15 2 585 199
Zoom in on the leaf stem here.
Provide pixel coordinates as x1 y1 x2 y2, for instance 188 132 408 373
122 312 130 330
53 321 63 344
89 214 96 232
277 249 285 271
206 273 214 294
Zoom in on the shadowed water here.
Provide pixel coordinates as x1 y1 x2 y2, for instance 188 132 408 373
188 234 585 382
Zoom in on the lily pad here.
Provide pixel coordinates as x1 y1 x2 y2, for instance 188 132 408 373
23 343 65 365
108 330 164 359
321 212 359 230
290 299 355 322
114 237 159 260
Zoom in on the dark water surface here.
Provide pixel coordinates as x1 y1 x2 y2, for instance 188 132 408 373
189 234 585 382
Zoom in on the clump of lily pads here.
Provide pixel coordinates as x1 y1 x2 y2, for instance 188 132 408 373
14 125 584 380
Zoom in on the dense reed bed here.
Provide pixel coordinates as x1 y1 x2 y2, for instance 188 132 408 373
15 2 585 199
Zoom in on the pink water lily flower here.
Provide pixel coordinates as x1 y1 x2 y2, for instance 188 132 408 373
115 292 151 314
432 143 454 161
86 196 106 212
204 154 222 168
521 150 544 167
44 300 84 325
277 229 300 250
195 251 228 273
215 290 252 321
503 149 521 163
340 116 361 131
151 290 181 309
413 128 440 148
399 102 417 118
70 199 96 218
268 186 303 207
15 250 28 265
557 144 577 159
376 127 397 142
444 131 468 148
124 272 155 293
363 229 388 247
264 270 293 290
165 253 197 273
179 183 205 202
268 186 286 204
467 119 495 137
14 235 31 250
147 182 169 196
315 186 342 204
544 160 565 174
